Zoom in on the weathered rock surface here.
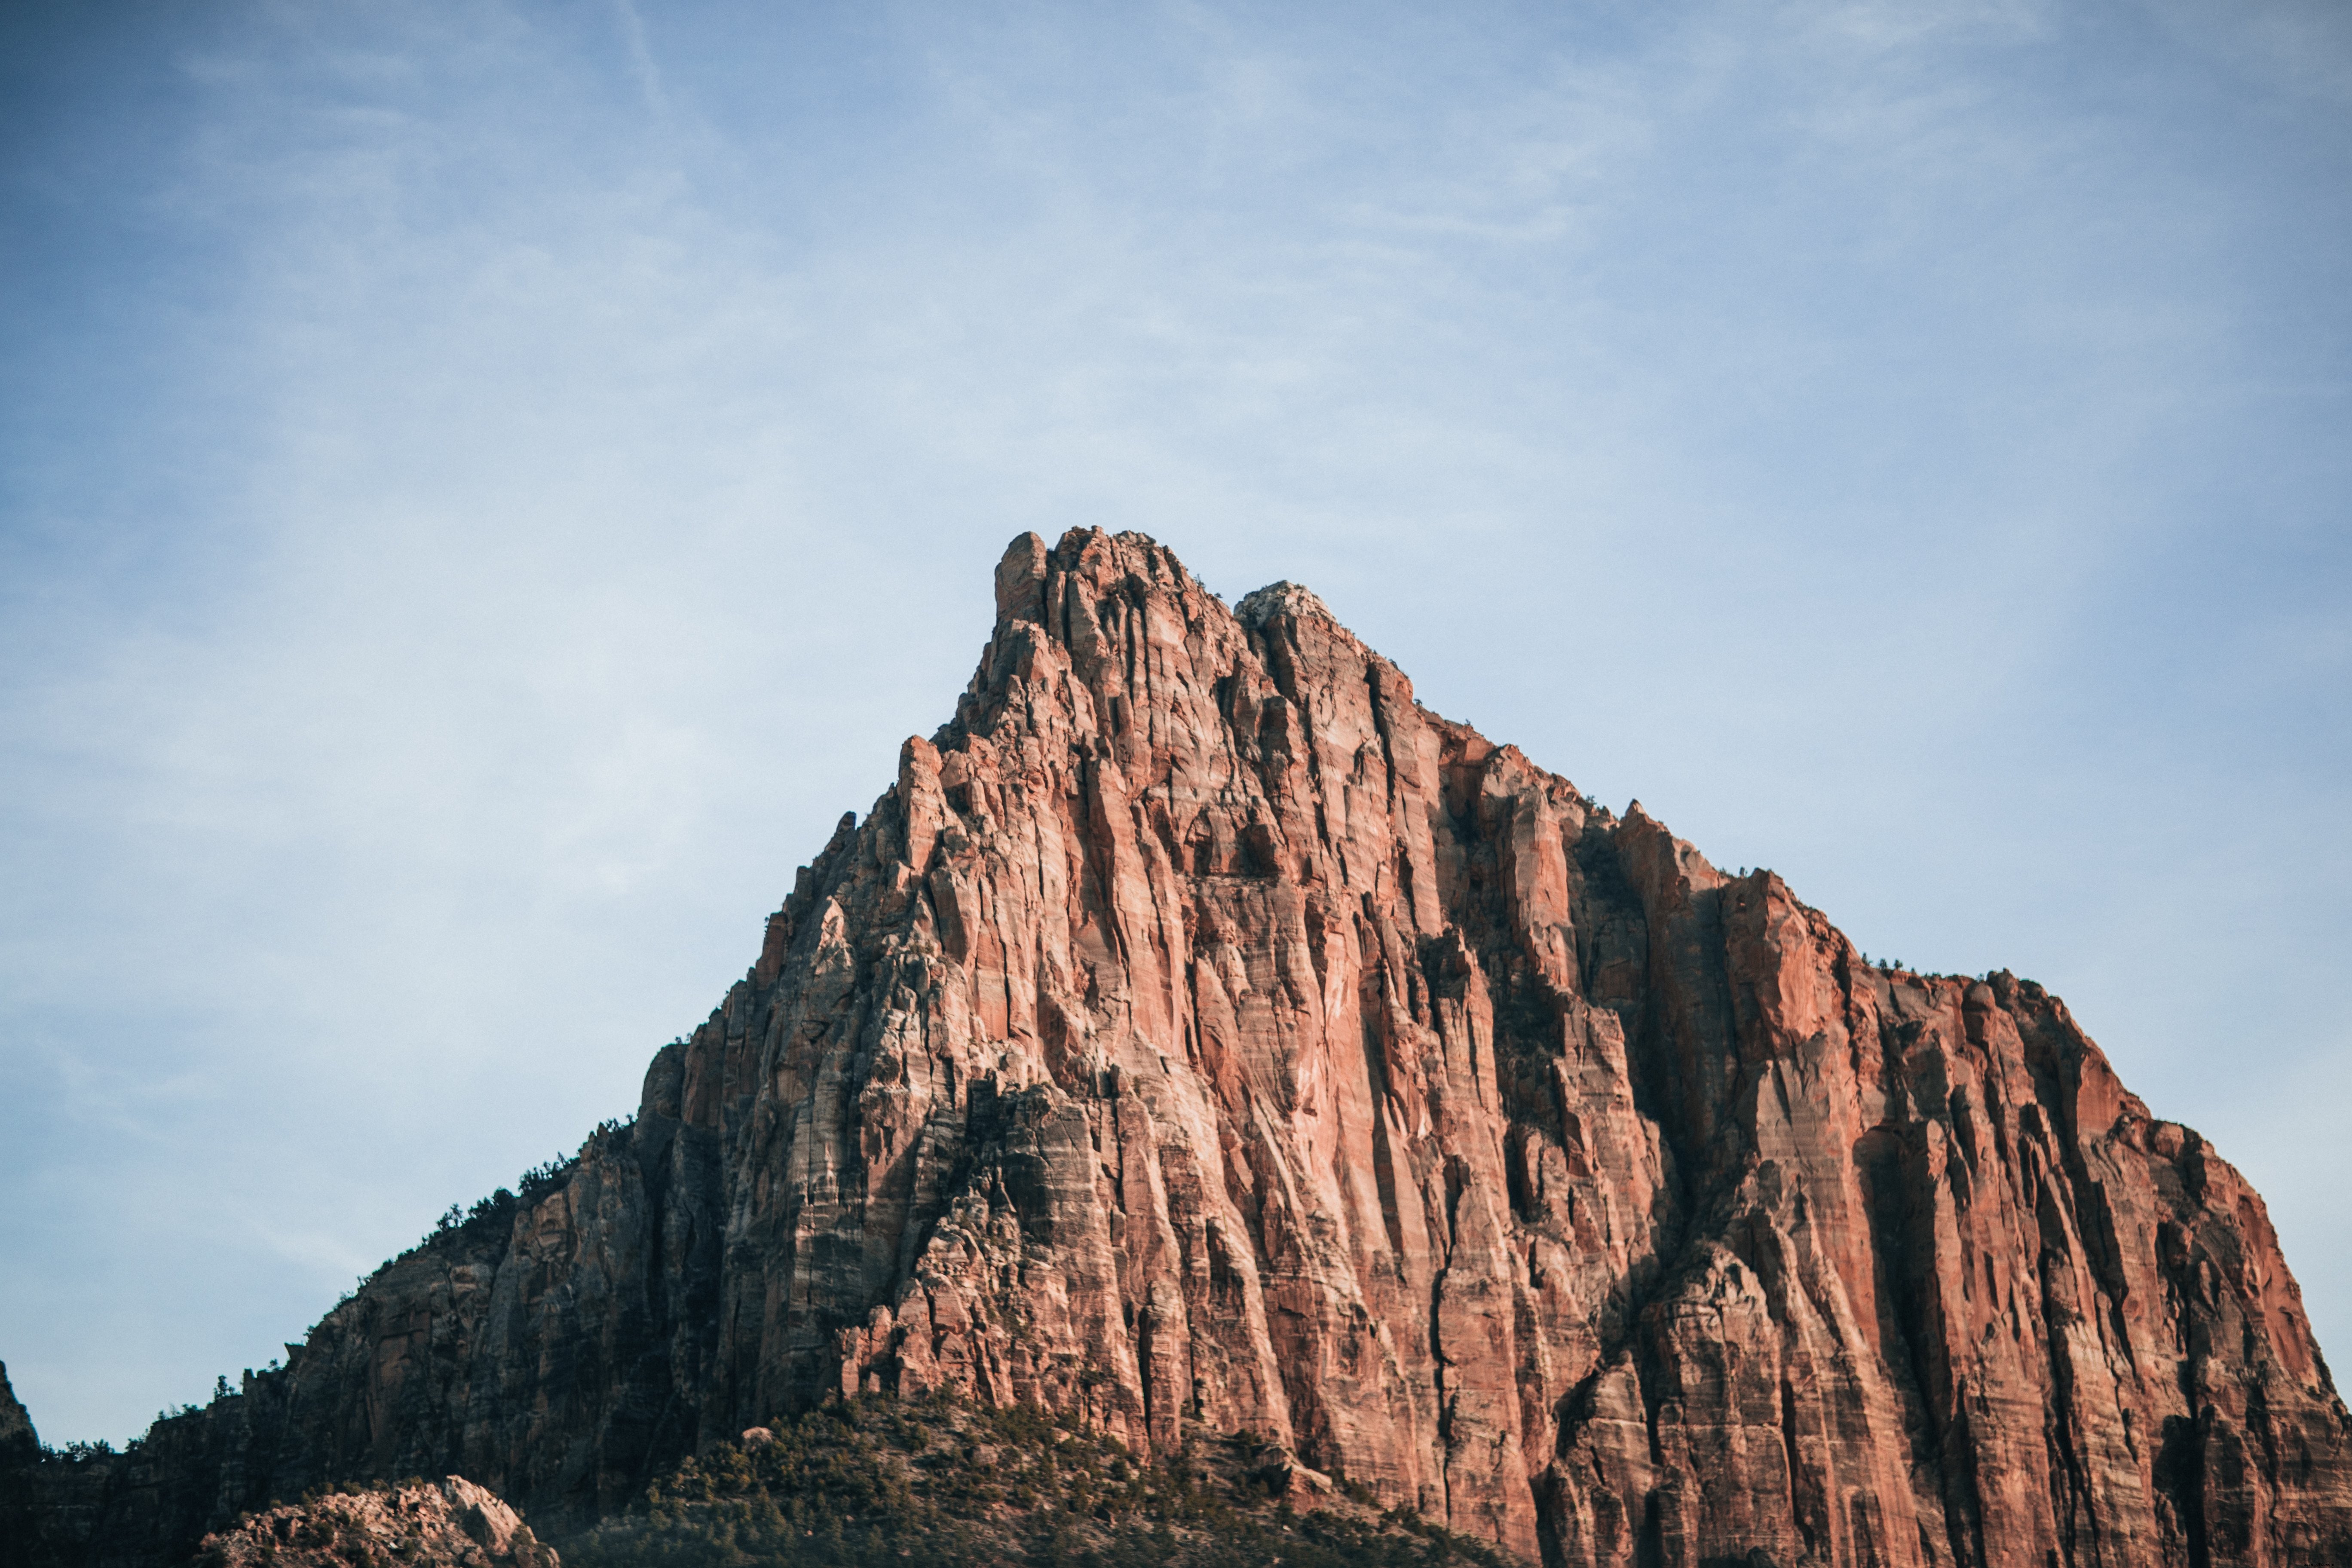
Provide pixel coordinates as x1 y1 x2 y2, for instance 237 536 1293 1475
0 1365 35 1458
195 1478 557 1568
21 530 2352 1565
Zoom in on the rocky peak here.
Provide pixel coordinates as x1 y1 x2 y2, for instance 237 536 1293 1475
1234 577 1335 630
19 527 2352 1568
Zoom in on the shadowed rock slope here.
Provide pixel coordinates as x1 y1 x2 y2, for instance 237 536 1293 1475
19 529 2352 1567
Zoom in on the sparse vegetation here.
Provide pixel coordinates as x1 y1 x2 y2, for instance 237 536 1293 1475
414 1146 591 1260
557 1393 1516 1568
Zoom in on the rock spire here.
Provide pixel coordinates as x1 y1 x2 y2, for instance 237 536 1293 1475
21 529 2352 1566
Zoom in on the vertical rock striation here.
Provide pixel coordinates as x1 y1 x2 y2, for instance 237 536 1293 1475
28 530 2352 1566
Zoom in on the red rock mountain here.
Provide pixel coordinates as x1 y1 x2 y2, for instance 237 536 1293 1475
21 530 2352 1566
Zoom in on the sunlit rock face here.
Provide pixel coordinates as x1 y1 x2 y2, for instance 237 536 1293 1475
39 529 2352 1566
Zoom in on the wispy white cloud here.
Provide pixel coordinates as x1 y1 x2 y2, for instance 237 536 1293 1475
610 0 668 118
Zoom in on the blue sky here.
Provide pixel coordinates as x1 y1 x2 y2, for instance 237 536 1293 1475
2 0 2347 1443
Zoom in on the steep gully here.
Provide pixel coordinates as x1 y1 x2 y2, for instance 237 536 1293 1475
13 530 2350 1567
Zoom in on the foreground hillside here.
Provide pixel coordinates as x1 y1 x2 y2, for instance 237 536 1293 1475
9 529 2350 1566
47 1391 1510 1568
558 1393 1511 1568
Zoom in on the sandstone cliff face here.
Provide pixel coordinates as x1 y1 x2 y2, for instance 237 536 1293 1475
34 530 2352 1566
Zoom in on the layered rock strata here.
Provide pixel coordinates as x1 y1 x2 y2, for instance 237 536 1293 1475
23 529 2352 1566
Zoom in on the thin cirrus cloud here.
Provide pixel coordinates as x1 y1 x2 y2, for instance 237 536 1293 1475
0 0 2346 1442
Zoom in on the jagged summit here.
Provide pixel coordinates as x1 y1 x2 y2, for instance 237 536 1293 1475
12 527 2352 1567
1234 578 1335 630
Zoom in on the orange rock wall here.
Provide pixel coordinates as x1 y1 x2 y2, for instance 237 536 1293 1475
45 529 2351 1567
671 530 2351 1563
